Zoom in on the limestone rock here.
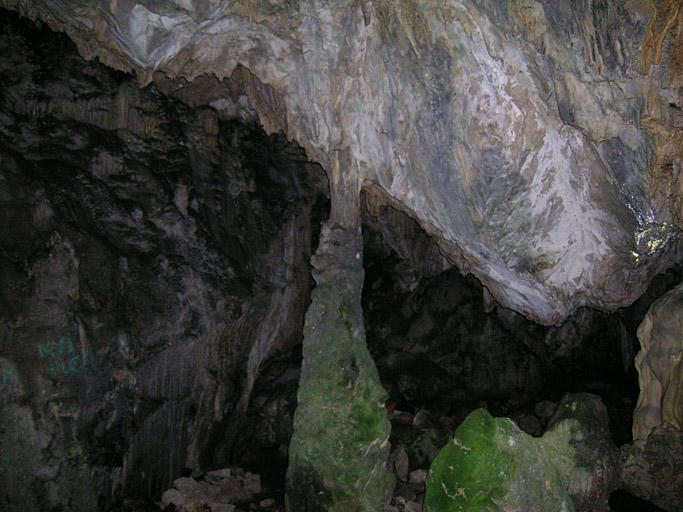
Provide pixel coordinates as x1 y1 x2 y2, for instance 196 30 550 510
3 0 682 325
621 424 683 512
425 408 574 512
544 394 620 511
0 12 329 510
633 281 683 440
425 393 618 512
285 222 394 512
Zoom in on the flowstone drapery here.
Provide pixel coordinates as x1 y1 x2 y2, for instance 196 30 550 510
4 0 681 325
633 282 683 440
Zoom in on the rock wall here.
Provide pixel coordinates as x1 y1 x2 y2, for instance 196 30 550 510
633 280 683 440
0 11 328 510
2 0 682 324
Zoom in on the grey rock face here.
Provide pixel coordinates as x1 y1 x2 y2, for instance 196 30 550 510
2 0 682 324
0 12 328 510
621 424 683 512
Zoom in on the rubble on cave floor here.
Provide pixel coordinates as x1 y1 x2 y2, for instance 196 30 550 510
158 467 280 512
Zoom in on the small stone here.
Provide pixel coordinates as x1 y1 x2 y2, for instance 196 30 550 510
206 468 232 481
412 409 435 432
259 498 275 508
243 472 262 495
161 489 186 509
408 469 427 485
172 477 203 497
387 445 410 481
404 500 422 512
391 410 414 426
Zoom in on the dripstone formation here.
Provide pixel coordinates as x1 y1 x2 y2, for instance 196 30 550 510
1 2 682 512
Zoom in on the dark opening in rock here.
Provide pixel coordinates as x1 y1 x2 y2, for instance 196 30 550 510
360 191 683 511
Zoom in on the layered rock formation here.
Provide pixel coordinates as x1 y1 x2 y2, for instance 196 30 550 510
3 0 682 324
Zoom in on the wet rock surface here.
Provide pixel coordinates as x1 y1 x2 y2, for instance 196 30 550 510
2 0 682 324
633 280 683 440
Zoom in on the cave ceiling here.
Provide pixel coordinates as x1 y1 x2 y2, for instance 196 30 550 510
4 0 683 325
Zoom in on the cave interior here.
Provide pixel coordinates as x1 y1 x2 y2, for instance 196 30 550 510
0 5 682 512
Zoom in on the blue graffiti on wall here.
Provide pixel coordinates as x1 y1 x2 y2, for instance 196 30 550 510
36 335 90 375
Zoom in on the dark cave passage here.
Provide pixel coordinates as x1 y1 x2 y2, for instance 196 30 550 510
361 197 646 442
359 199 682 511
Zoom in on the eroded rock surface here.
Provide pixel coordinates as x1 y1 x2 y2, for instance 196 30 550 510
633 280 683 440
3 0 682 324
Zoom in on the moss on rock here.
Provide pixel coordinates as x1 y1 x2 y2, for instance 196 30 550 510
426 394 618 512
285 225 393 512
425 409 572 512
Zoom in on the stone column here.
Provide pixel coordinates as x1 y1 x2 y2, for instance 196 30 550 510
285 151 394 511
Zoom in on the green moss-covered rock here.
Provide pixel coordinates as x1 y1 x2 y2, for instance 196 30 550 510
425 394 618 512
425 408 573 512
285 224 393 512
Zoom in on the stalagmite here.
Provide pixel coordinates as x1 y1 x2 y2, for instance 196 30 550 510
286 153 393 511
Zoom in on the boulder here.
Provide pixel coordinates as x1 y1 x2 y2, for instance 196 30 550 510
425 393 618 512
544 394 620 511
620 424 683 511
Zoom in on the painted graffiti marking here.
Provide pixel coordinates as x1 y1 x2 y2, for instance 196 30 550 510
36 336 90 376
